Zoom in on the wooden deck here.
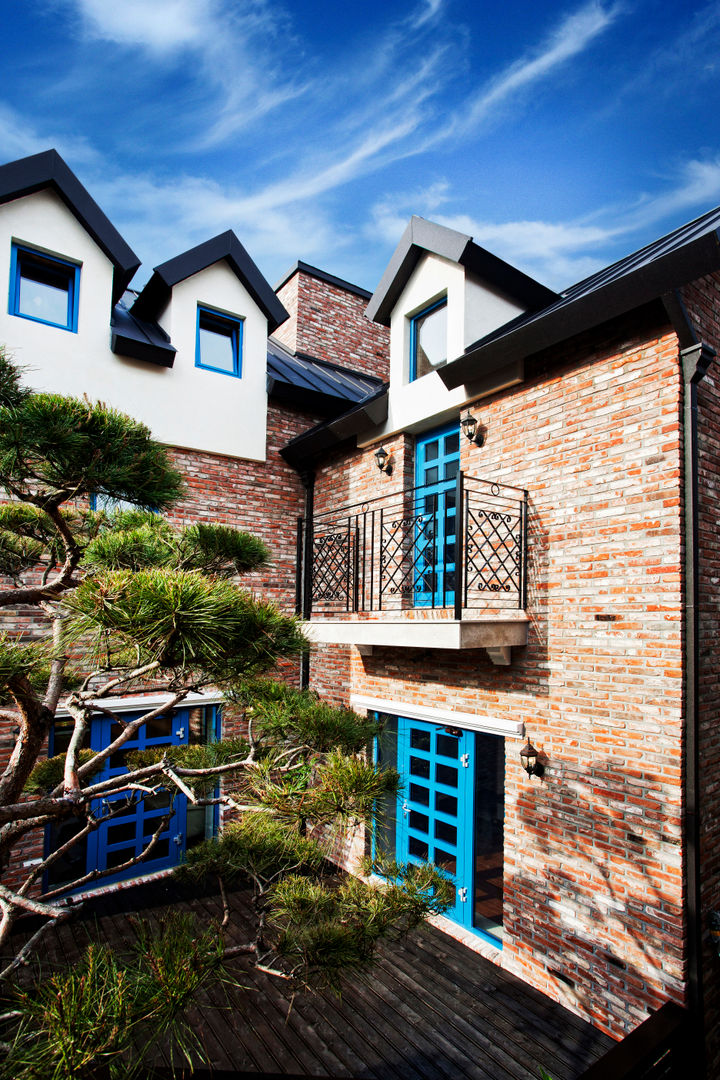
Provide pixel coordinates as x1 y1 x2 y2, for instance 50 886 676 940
6 879 614 1079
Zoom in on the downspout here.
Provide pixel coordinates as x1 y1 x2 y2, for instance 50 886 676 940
664 290 715 1052
299 468 315 690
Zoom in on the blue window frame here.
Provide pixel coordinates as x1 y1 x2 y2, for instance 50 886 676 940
45 704 220 892
414 423 460 607
196 305 243 377
9 243 80 332
409 297 447 381
374 714 504 946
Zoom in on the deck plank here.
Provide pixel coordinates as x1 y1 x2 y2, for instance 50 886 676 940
4 881 614 1079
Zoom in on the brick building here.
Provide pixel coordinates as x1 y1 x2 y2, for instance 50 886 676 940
286 215 720 1071
4 147 720 1072
0 149 386 892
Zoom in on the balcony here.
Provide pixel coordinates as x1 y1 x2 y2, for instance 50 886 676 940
298 474 529 665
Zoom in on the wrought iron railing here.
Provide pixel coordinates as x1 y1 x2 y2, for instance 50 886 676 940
297 473 527 619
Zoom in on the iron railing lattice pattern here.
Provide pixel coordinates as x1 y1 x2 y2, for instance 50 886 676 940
302 473 527 619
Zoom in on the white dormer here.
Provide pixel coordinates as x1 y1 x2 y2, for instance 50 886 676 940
363 216 557 440
0 151 288 463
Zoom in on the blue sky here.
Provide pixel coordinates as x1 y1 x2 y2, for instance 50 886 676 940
2 0 720 294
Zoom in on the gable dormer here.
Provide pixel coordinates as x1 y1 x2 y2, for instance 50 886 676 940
364 216 556 437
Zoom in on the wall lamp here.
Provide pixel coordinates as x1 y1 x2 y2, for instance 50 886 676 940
461 410 487 447
374 445 393 475
520 738 544 779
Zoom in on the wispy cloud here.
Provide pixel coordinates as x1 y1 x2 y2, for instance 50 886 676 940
369 156 720 289
65 0 308 145
72 0 216 53
447 1 622 137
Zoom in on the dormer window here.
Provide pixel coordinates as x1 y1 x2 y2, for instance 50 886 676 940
9 244 80 332
196 305 243 378
409 297 447 381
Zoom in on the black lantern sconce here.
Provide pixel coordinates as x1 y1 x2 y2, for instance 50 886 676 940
374 445 393 475
460 410 487 447
520 738 544 779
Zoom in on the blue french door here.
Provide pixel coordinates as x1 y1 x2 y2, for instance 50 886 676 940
45 706 215 892
396 717 474 927
87 709 190 885
415 424 460 606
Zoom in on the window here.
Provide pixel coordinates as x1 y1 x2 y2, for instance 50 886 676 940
196 305 243 377
409 297 447 381
9 244 80 331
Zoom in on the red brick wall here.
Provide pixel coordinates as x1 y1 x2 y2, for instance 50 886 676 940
274 268 389 381
681 273 720 1075
307 310 688 1040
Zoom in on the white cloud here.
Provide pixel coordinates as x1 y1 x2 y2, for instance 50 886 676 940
452 2 622 136
72 0 219 53
368 156 720 290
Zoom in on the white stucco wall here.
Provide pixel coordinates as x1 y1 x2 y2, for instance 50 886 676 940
361 252 526 445
0 190 268 461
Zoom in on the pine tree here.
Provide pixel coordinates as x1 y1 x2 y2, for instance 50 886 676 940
0 349 452 1078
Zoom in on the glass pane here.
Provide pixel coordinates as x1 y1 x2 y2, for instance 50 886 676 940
424 466 438 485
435 820 457 845
409 783 430 806
106 822 136 846
436 763 458 788
434 848 456 875
409 810 429 834
146 714 173 739
444 433 459 455
143 790 172 812
142 839 169 861
106 847 134 870
109 749 128 771
410 729 430 752
436 734 459 760
408 837 429 859
473 731 504 938
186 805 209 848
445 491 456 511
424 441 439 461
18 268 70 325
444 459 459 482
415 303 447 377
199 325 235 373
410 756 430 779
436 791 458 816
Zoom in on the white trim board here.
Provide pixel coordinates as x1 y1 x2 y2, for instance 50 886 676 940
54 691 224 718
350 695 524 739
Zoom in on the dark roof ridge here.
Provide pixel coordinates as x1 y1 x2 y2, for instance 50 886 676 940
366 214 557 327
132 230 288 333
440 204 720 390
274 260 372 300
0 148 140 304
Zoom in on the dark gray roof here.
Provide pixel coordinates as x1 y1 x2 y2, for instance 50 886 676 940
132 231 289 334
267 337 383 415
441 203 720 389
0 149 140 304
366 215 558 327
275 260 373 300
111 293 176 368
281 382 389 470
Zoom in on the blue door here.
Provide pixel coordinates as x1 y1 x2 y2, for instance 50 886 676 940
415 424 460 606
87 709 190 885
45 705 219 892
396 716 474 927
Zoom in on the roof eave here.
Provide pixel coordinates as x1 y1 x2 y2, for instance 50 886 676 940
0 149 140 304
440 228 720 389
281 387 389 471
